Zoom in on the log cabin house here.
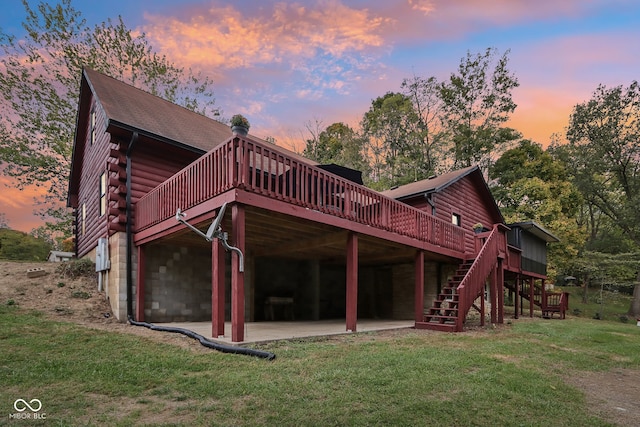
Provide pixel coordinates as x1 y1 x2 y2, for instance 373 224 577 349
68 68 565 343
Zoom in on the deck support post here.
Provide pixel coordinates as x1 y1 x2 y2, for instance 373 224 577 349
135 244 145 321
497 259 504 324
480 289 485 326
529 277 535 318
490 263 498 324
231 203 246 342
346 232 358 332
514 276 520 319
414 250 425 323
212 239 226 338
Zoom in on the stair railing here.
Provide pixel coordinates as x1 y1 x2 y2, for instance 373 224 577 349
455 224 508 331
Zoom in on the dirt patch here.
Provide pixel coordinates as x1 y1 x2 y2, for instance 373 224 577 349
565 369 640 427
0 260 207 352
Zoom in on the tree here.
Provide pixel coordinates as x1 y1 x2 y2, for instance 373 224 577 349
401 75 445 175
490 140 585 279
0 213 7 229
0 0 216 240
303 122 370 178
565 81 640 246
361 92 425 188
0 228 51 261
439 48 521 170
630 272 640 319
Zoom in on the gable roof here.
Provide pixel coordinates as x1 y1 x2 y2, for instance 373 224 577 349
68 68 319 207
508 221 560 243
380 165 504 223
381 166 477 200
82 68 232 151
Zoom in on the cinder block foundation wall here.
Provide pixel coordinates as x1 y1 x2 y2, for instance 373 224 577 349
423 262 439 312
392 264 415 319
83 232 131 321
144 244 212 322
107 232 131 321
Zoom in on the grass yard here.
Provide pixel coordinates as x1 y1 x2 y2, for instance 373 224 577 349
1 303 639 426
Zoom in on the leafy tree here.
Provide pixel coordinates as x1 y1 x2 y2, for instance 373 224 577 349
401 75 445 175
0 228 51 261
361 92 425 188
0 0 216 240
560 251 639 306
439 48 521 170
630 273 640 319
303 122 370 179
565 81 640 246
490 140 585 279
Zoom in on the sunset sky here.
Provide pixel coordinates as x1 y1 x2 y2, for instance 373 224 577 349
1 0 639 232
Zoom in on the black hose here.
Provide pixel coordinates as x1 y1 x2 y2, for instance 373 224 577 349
128 317 276 360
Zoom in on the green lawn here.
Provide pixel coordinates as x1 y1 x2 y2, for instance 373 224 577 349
1 304 639 426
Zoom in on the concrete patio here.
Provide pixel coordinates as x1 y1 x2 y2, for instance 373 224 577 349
155 319 415 345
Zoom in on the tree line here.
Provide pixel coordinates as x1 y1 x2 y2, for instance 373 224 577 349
300 51 640 314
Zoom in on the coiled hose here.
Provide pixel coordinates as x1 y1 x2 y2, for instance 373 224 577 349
129 317 276 360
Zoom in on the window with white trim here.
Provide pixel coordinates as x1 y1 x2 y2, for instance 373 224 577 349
81 203 86 236
90 109 96 145
99 172 107 217
452 213 461 227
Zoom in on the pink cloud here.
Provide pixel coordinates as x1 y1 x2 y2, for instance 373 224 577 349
142 1 393 71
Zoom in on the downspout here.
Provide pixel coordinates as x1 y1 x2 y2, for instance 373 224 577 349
126 132 139 319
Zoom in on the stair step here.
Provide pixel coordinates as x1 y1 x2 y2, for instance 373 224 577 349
424 315 458 322
438 292 459 299
415 322 457 332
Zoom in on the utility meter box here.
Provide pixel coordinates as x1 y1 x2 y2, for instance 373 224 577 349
95 237 110 272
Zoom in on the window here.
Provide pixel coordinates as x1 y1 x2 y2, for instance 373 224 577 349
452 213 461 227
90 109 96 145
81 203 86 236
99 172 107 217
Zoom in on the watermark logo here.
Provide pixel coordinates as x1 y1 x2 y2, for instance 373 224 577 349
9 399 46 420
14 399 42 413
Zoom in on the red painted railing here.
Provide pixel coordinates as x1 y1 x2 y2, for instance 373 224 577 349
135 140 236 231
136 137 467 252
456 224 508 331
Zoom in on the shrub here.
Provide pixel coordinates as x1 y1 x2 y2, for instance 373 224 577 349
56 258 95 279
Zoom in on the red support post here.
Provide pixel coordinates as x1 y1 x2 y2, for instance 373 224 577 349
497 259 504 324
490 264 498 324
212 239 226 338
135 244 145 322
414 250 425 323
231 203 246 342
529 278 535 318
346 232 358 332
514 276 520 319
480 289 485 326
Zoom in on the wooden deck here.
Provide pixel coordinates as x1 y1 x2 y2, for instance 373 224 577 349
134 136 468 256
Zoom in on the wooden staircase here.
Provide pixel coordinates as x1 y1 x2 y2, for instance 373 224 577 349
416 224 508 333
416 260 474 332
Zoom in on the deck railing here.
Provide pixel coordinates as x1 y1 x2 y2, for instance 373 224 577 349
456 224 508 331
136 137 467 253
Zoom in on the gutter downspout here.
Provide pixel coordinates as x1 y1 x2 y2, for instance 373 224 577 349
126 132 139 319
